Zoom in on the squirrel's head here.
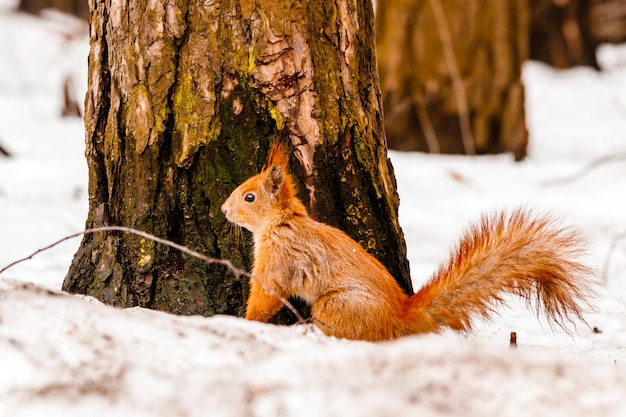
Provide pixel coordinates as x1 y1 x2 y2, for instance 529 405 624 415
221 143 300 233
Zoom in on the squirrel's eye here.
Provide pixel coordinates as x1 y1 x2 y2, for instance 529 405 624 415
244 193 255 202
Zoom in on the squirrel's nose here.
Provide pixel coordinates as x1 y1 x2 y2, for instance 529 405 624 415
221 203 228 216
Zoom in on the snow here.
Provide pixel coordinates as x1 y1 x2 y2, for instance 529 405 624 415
1 3 626 416
4 280 625 417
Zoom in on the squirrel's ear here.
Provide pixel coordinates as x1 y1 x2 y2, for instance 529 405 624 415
265 165 285 199
263 142 295 201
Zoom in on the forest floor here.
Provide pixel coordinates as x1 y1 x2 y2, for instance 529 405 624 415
1 3 626 416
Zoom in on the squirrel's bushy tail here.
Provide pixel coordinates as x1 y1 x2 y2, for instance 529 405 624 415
404 209 595 333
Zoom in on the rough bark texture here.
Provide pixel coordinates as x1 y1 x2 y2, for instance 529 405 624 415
63 0 413 318
376 0 529 160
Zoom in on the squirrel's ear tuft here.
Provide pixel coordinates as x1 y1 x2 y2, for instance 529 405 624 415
263 142 289 172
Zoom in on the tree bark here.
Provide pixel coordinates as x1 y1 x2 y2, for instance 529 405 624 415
376 0 529 160
63 0 413 318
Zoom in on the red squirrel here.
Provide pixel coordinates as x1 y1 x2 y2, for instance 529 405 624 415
221 144 594 341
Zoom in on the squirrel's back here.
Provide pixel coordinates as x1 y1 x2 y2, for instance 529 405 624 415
253 212 411 340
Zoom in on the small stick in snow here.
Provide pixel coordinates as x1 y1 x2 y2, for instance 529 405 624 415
509 331 517 349
0 142 11 157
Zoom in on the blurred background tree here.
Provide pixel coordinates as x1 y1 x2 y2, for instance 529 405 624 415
376 0 529 160
531 0 626 69
530 0 599 69
588 0 626 46
376 0 626 159
19 0 88 19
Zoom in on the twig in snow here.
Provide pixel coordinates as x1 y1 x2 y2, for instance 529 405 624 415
543 153 626 187
0 141 10 157
0 226 307 324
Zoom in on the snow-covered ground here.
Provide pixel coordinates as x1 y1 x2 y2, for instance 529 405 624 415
1 3 626 416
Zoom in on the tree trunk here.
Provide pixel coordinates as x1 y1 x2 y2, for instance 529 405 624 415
376 0 529 161
63 0 413 319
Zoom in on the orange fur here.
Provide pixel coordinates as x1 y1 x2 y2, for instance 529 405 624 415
221 145 595 341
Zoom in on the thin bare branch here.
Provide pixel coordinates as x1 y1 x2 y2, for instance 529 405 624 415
0 226 307 324
414 95 440 154
0 230 86 275
428 0 476 155
543 153 626 187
